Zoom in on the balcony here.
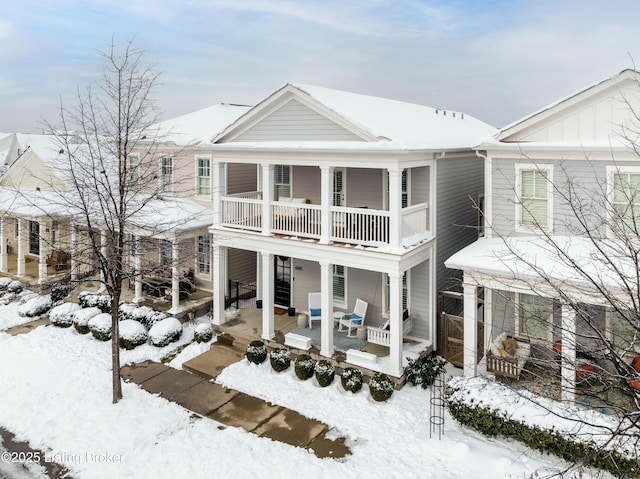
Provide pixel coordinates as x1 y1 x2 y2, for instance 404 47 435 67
220 192 430 249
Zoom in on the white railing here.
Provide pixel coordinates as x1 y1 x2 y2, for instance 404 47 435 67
227 190 263 200
331 207 390 246
271 202 321 237
366 317 413 346
221 197 262 231
401 203 428 239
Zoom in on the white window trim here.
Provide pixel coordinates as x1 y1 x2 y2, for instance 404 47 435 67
514 292 553 343
606 165 640 238
128 154 141 187
160 156 173 193
332 264 347 308
196 234 211 277
195 155 212 199
514 163 553 233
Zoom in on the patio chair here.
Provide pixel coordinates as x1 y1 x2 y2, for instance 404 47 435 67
338 298 368 337
305 292 322 329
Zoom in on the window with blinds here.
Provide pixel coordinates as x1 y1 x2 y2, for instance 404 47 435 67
275 165 290 199
333 264 345 304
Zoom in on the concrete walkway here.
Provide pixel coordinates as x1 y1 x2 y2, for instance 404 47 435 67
121 344 351 459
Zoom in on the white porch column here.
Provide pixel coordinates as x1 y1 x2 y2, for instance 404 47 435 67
99 229 107 292
388 167 402 251
167 239 182 315
388 270 403 377
561 305 577 403
212 161 225 226
212 244 226 326
0 217 7 273
16 218 25 277
319 166 333 244
37 220 47 284
261 164 274 236
261 252 275 340
319 261 334 357
70 224 78 282
463 281 479 376
132 235 143 304
483 287 493 357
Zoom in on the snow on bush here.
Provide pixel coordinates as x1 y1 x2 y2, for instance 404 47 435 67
7 280 23 294
17 294 52 317
78 291 111 312
72 307 101 334
49 302 81 328
148 317 182 347
0 277 12 290
88 313 112 341
118 319 149 350
193 323 213 343
118 303 165 329
0 291 17 305
118 302 138 321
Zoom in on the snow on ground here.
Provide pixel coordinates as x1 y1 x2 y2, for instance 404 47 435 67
0 301 607 479
0 290 38 330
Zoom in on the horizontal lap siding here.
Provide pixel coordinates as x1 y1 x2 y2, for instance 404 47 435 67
292 166 320 203
227 163 257 194
228 249 257 285
235 99 364 142
345 169 383 209
410 258 431 340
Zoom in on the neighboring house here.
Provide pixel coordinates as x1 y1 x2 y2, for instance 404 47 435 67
445 69 640 401
208 83 495 378
0 103 250 315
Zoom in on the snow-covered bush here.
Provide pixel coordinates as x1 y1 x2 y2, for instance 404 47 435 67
314 359 335 387
78 291 111 312
118 319 149 350
341 367 364 393
246 340 267 364
269 348 291 373
118 302 138 321
88 313 112 341
404 354 447 389
0 291 17 305
7 280 23 294
49 302 81 328
148 317 182 347
194 323 213 343
294 354 315 380
73 307 101 334
369 373 395 402
132 306 164 329
50 283 72 304
17 294 52 317
0 277 12 291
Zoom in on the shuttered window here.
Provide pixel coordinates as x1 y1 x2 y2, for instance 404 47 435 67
520 169 548 227
333 264 345 304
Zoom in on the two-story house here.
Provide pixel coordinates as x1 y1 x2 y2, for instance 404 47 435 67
208 83 495 378
446 69 640 401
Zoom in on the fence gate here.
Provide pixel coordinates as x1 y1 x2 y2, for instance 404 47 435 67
437 291 484 368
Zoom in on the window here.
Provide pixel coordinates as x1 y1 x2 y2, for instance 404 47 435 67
29 221 39 255
516 293 552 341
161 156 173 193
197 157 211 196
333 264 345 304
385 272 408 312
610 169 640 233
128 155 140 187
51 220 59 246
197 235 211 275
608 310 638 357
385 170 409 208
275 165 290 200
160 240 172 266
516 165 552 229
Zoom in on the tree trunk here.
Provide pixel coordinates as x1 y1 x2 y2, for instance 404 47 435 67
111 293 122 403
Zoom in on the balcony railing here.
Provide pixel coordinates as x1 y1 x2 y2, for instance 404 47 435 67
219 196 429 248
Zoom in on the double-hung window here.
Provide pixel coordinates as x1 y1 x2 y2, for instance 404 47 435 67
609 167 640 234
275 165 290 200
197 235 211 275
197 157 211 196
161 156 173 193
128 155 140 188
516 165 552 230
516 293 553 342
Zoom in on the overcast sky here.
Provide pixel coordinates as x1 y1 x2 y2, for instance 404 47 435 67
2 0 640 133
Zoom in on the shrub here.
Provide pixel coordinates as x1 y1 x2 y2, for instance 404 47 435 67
50 283 72 304
0 292 17 305
404 354 447 389
17 294 53 317
49 302 81 328
135 308 166 329
314 359 335 387
294 354 315 380
341 367 364 393
148 317 182 347
88 313 112 341
194 323 213 343
78 291 111 312
118 319 149 350
369 373 395 402
118 302 138 321
246 340 267 364
73 307 101 334
0 277 12 291
7 280 23 294
269 348 291 373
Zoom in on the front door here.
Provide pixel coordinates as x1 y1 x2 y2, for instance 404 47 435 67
274 256 291 308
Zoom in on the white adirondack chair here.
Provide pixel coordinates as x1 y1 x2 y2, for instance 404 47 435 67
305 292 322 329
338 298 368 337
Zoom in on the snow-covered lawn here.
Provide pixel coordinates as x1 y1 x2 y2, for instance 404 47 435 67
0 302 608 478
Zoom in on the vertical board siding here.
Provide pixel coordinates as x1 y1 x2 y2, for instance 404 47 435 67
410 258 430 340
436 155 484 294
235 99 364 142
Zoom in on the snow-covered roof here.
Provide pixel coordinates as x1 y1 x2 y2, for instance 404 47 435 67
152 103 251 146
214 83 497 151
445 235 638 303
